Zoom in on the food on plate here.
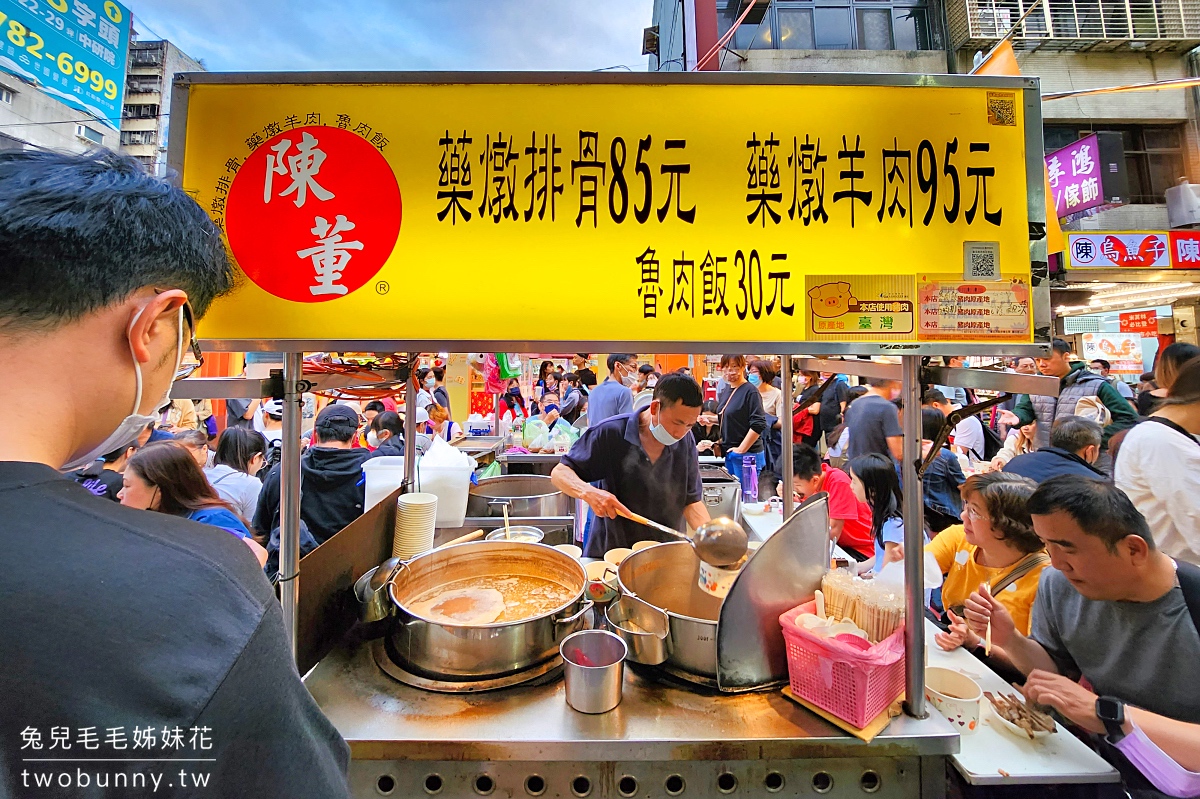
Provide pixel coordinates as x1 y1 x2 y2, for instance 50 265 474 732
984 691 1057 739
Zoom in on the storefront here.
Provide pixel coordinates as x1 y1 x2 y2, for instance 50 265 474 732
169 70 1080 798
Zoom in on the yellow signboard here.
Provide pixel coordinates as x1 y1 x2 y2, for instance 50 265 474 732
173 73 1043 351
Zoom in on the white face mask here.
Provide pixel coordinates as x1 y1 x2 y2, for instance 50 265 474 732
62 305 183 470
620 365 638 387
367 430 381 448
649 405 683 446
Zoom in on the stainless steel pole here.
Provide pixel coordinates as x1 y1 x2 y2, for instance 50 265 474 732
280 352 303 661
901 355 927 718
781 355 794 518
404 352 418 489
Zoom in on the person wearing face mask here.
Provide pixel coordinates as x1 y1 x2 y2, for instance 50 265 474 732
552 374 711 557
498 378 529 425
586 353 638 425
0 150 351 797
715 354 768 485
429 366 452 417
412 366 436 412
205 426 269 523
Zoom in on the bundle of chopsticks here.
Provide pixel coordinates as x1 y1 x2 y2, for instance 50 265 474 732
820 570 905 644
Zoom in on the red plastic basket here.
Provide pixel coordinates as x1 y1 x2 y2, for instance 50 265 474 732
779 601 906 729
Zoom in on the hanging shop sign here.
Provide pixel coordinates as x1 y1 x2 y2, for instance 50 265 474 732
171 73 1045 351
1067 231 1200 269
1119 310 1158 336
1045 132 1127 221
0 0 129 129
1081 332 1144 375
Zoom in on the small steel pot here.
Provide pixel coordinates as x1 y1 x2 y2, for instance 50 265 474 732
606 594 671 665
388 540 592 679
484 526 545 543
466 475 573 518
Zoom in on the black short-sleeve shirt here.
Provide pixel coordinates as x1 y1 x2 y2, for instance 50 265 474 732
561 410 704 558
0 463 350 797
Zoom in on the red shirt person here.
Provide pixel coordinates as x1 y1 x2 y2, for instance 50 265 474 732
784 444 874 560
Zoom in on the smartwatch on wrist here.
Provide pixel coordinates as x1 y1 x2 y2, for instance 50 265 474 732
1096 696 1126 743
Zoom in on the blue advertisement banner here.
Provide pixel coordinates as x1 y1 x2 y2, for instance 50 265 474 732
0 0 130 129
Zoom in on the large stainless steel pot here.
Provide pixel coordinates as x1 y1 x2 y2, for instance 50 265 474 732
387 541 591 679
466 475 573 518
617 542 723 677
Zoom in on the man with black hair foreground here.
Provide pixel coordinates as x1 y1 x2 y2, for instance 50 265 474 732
255 403 371 544
0 150 349 797
553 374 711 557
963 476 1200 742
1002 416 1107 483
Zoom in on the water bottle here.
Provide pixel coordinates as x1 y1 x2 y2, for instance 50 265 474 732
741 454 758 503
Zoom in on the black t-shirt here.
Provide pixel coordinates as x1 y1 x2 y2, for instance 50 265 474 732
716 382 767 453
818 380 850 434
67 462 124 502
0 462 350 798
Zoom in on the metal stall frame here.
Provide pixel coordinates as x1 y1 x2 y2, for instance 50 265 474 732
168 69 1052 721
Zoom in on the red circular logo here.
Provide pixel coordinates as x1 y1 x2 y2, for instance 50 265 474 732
226 126 401 302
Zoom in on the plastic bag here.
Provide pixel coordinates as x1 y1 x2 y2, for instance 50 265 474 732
478 460 501 479
522 418 549 448
497 353 522 380
528 432 550 452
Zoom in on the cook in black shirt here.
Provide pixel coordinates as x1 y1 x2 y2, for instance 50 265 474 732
0 150 350 798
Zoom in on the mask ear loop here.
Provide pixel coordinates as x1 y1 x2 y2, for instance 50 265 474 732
127 305 148 417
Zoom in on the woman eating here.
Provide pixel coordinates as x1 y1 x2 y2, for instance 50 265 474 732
848 452 905 573
927 471 1048 650
119 442 267 566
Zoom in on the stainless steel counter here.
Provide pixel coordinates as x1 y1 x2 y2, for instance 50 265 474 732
307 641 958 798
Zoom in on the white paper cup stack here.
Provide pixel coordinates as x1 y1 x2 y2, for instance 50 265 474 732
393 492 438 559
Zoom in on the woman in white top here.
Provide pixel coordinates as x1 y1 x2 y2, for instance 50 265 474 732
748 359 784 418
428 404 464 442
204 427 267 524
1115 355 1200 565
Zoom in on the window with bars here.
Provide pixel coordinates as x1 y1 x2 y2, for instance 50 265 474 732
1044 124 1186 204
120 130 157 146
123 104 159 120
719 0 931 51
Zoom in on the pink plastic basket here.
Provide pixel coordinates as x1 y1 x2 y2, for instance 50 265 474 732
779 601 906 729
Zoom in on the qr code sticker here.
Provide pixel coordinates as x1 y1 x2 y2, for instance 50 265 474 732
964 241 1000 280
987 92 1017 126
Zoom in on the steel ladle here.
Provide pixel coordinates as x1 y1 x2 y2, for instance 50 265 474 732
617 509 748 567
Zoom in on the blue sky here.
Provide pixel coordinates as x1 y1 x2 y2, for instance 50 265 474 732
129 0 653 72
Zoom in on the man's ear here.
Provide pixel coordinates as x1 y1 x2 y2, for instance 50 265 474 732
128 290 187 365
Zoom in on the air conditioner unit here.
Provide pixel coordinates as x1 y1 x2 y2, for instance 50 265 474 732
1166 179 1200 228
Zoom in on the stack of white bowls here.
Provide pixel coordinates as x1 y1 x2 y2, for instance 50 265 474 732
393 492 438 559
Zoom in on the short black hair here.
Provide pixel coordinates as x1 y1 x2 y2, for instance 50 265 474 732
922 408 946 441
607 353 637 371
564 372 581 385
101 443 135 463
363 400 386 414
793 444 822 481
1028 475 1154 552
922 388 947 405
865 376 897 388
0 149 233 329
1050 416 1102 454
576 353 589 360
1050 338 1072 356
431 366 445 381
638 363 655 375
653 373 703 408
214 426 267 473
415 366 430 381
1090 358 1111 370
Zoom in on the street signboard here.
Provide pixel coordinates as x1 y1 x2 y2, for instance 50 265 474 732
171 72 1047 353
1045 132 1127 221
1067 231 1200 269
0 0 129 128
